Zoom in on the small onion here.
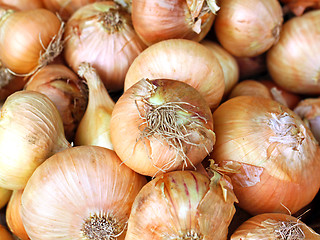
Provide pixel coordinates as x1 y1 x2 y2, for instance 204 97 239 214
25 64 88 142
125 170 237 240
124 39 225 110
21 145 147 240
0 8 64 75
214 0 283 57
0 224 14 240
230 213 320 239
64 1 146 91
267 10 320 95
211 96 320 215
131 0 219 46
228 80 273 100
110 78 215 177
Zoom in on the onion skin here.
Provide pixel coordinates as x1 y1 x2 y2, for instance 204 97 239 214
110 78 215 177
124 39 225 110
267 10 320 95
228 80 273 100
125 171 237 240
214 0 283 57
25 64 88 142
64 1 146 91
0 8 63 75
211 96 320 215
0 0 44 10
131 0 216 46
230 213 320 239
0 187 11 209
0 225 14 240
21 146 147 240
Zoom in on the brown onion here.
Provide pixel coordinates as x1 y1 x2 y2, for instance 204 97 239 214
25 64 88 142
228 80 273 100
0 224 14 240
0 187 11 209
64 1 146 91
214 0 283 57
0 0 44 10
267 10 320 95
235 54 267 80
281 0 320 16
131 0 219 46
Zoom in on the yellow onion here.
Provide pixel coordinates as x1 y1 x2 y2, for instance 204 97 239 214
21 145 147 240
0 90 71 190
235 54 267 80
211 96 320 215
0 224 14 240
0 8 64 75
75 63 115 150
25 64 88 142
111 78 215 177
124 39 225 110
230 213 320 239
63 1 146 91
0 187 11 209
267 10 320 95
228 80 273 100
131 0 219 46
0 0 44 10
281 0 320 16
125 170 237 240
201 40 239 98
6 189 30 240
214 0 283 57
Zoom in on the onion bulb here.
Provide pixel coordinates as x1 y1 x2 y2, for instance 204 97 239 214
235 54 267 80
75 63 115 150
201 40 239 98
0 0 44 10
267 10 320 95
0 8 64 75
230 213 320 239
125 170 237 240
0 187 11 209
6 189 30 240
228 80 273 100
124 39 225 110
63 1 146 91
281 0 320 16
25 64 88 142
0 225 14 240
0 90 71 190
21 145 147 240
110 78 215 177
214 0 283 57
131 0 219 46
211 96 320 215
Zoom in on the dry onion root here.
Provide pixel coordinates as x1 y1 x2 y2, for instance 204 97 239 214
230 213 320 239
110 78 215 177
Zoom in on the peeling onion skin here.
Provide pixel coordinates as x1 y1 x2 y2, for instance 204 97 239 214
124 39 225 110
214 0 283 57
110 78 215 177
125 171 237 240
230 213 320 240
211 96 320 215
267 10 320 95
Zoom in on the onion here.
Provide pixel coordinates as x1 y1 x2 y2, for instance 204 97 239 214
63 1 146 91
230 213 320 239
25 64 88 142
0 8 64 75
235 54 267 80
0 187 11 209
0 90 71 190
280 0 320 16
214 0 283 57
211 96 320 215
75 63 115 150
125 170 237 240
0 0 44 10
201 40 239 98
124 39 225 110
110 78 215 177
131 0 219 46
21 145 147 239
267 10 320 95
0 224 14 240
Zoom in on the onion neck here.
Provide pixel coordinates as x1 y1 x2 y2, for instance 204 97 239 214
99 8 127 34
0 8 14 25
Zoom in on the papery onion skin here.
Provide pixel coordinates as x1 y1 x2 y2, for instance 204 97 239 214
0 90 71 190
211 96 320 215
110 78 215 177
125 170 237 240
21 146 147 240
214 0 283 57
131 0 216 46
230 213 320 239
0 224 14 240
25 64 88 142
6 189 30 240
0 8 63 75
267 10 320 95
64 1 146 91
0 187 11 209
124 39 225 110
